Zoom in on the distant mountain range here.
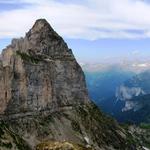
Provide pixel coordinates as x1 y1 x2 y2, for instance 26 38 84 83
84 63 150 124
113 71 150 123
85 66 134 103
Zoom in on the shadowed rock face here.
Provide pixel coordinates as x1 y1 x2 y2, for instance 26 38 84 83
0 19 89 114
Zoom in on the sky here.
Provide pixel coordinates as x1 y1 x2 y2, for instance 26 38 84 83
1 0 150 63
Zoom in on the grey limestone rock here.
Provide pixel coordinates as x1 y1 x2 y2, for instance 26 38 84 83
0 19 89 114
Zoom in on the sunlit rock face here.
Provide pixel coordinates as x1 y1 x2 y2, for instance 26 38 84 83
109 70 150 124
114 71 150 112
0 19 89 114
116 85 145 101
116 85 145 111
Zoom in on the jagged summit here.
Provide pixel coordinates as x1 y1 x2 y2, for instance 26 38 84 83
24 19 69 57
2 19 74 67
32 19 54 32
27 18 60 42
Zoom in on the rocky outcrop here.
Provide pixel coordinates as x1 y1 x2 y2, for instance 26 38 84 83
0 19 140 150
0 122 31 150
0 19 89 115
36 141 93 150
123 124 150 150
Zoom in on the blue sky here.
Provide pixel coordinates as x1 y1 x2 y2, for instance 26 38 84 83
1 0 150 63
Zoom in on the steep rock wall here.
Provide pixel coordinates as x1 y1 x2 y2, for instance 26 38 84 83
0 19 89 114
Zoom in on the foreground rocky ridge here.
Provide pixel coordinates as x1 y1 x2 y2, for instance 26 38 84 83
36 141 93 150
0 19 141 149
0 122 31 150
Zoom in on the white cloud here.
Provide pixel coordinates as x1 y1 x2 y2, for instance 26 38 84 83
1 0 150 40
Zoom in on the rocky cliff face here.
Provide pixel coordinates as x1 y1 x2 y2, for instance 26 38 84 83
0 19 140 150
0 19 89 115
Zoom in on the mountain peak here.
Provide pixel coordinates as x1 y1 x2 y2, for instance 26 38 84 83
35 18 48 24
31 19 54 33
0 19 140 150
0 19 88 114
21 18 69 56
